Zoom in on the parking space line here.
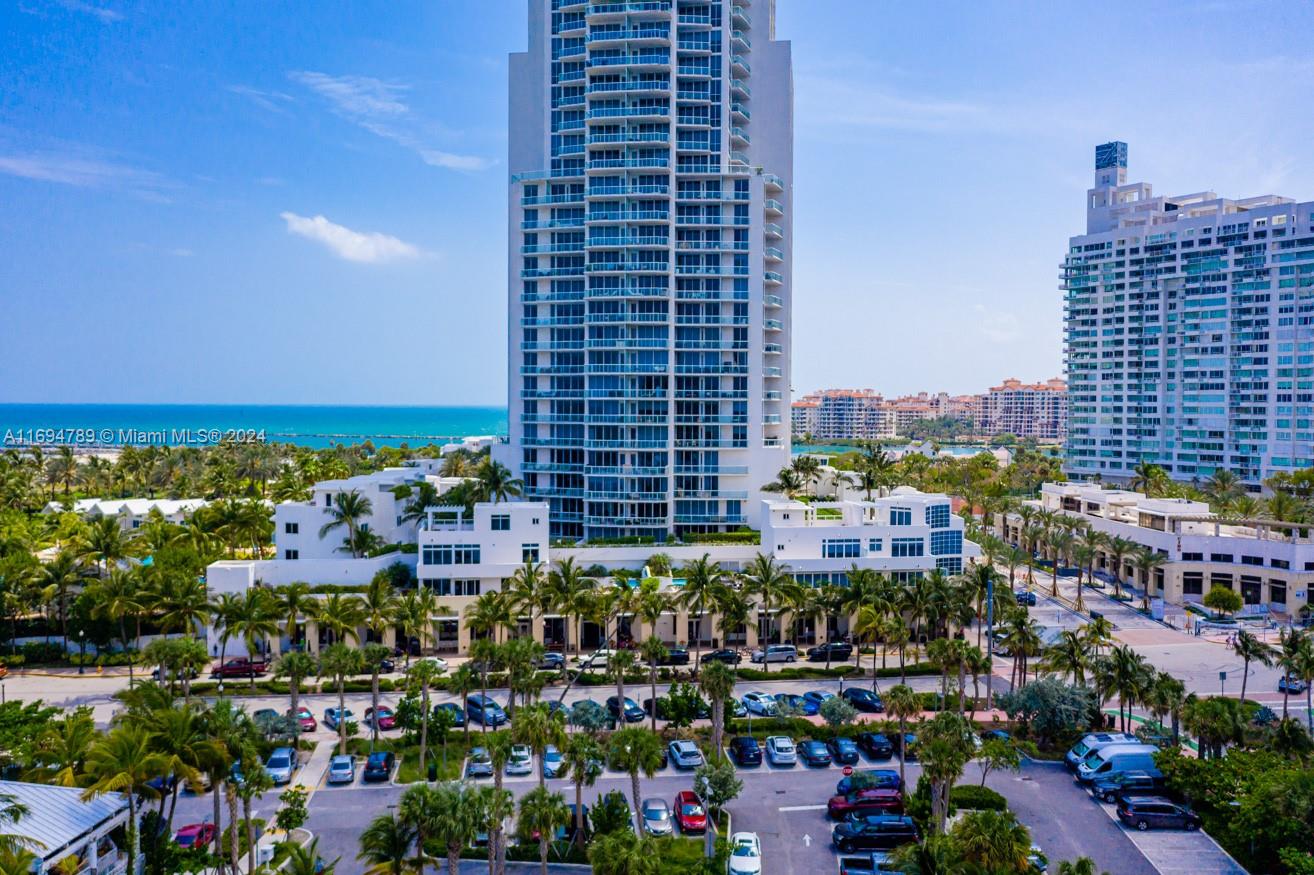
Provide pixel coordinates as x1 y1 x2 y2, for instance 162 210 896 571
778 804 827 812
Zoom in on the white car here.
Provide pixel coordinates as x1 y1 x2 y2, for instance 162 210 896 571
765 735 796 766
728 832 762 875
415 656 449 673
506 745 533 776
750 644 797 664
576 649 618 670
741 692 777 716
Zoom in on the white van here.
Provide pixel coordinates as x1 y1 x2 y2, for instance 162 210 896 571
1065 732 1139 771
1076 744 1160 784
751 645 798 664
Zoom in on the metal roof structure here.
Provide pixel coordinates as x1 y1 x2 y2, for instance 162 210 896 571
0 781 128 862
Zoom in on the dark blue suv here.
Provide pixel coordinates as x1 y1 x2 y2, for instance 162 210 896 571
729 736 762 766
466 694 508 726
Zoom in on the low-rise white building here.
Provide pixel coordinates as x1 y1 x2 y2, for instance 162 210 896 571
43 497 208 530
0 780 134 875
998 482 1314 615
274 467 426 561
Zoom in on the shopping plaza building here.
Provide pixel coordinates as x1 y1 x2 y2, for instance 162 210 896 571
1063 141 1314 486
497 0 795 542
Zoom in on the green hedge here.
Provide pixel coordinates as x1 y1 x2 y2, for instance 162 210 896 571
950 785 1007 811
734 665 861 681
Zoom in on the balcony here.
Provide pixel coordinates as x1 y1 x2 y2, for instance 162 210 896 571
587 337 667 349
731 30 751 51
729 150 750 166
763 173 783 191
521 436 586 447
731 78 751 98
675 314 749 325
583 412 667 423
674 363 747 374
583 439 668 449
675 490 749 500
588 131 669 145
731 102 750 121
521 217 585 230
513 168 584 183
520 289 585 303
588 235 669 247
764 198 784 215
676 13 711 25
520 315 584 327
586 490 667 501
519 364 586 375
586 184 670 197
764 271 783 284
764 343 782 354
762 414 782 424
731 55 751 74
588 80 670 95
586 261 669 273
674 413 747 423
677 65 713 77
587 465 668 476
675 513 747 525
586 105 670 120
588 210 670 222
731 5 750 27
586 515 668 527
586 285 670 299
587 1 671 17
520 340 586 352
673 465 748 475
764 222 783 238
764 246 783 261
764 318 783 331
763 437 783 448
674 241 746 252
763 366 782 377
764 294 783 307
519 389 584 399
676 39 712 53
587 27 671 44
588 52 670 69
520 266 586 279
587 157 669 171
586 311 669 323
585 363 668 374
521 243 585 254
730 126 750 145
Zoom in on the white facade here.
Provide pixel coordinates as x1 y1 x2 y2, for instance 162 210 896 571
273 467 424 561
415 501 552 596
43 496 208 531
1064 141 1314 485
505 0 794 542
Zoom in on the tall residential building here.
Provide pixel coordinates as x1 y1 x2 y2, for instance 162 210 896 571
791 389 896 440
504 0 793 540
975 377 1067 441
1064 142 1314 485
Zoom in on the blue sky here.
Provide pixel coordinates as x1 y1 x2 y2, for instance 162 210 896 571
3 0 1313 405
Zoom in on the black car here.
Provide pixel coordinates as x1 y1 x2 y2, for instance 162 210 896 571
1089 770 1163 804
662 647 691 666
606 696 646 723
362 751 395 783
831 815 920 852
728 736 762 767
856 732 894 760
699 649 742 665
842 687 884 713
1115 796 1201 831
807 641 854 662
798 739 833 767
827 736 860 765
1016 591 1037 607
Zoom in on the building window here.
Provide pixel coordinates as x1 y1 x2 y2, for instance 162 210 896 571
867 538 882 554
936 558 962 574
492 514 511 531
284 522 299 535
891 538 924 558
1271 558 1290 570
925 504 950 529
1209 573 1233 591
1181 552 1202 562
889 507 912 526
1210 553 1233 564
1182 572 1203 595
822 539 861 559
284 549 299 560
1241 555 1263 566
929 530 962 556
522 544 540 563
1270 581 1287 604
455 579 481 596
324 493 333 507
532 518 540 525
1240 576 1262 605
423 545 481 565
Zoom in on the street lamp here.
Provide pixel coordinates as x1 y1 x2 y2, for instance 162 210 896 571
77 630 85 675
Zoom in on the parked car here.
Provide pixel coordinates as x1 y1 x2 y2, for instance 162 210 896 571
668 740 704 770
1065 732 1140 771
729 736 763 766
799 739 833 767
577 649 618 670
542 744 564 779
326 754 355 784
1089 770 1162 804
828 736 861 765
842 687 884 713
415 656 449 673
466 694 509 727
661 647 691 666
643 696 711 720
807 641 854 662
773 693 820 716
323 707 353 731
506 745 533 776
828 787 905 820
606 696 646 724
979 728 1012 743
831 815 920 852
1076 744 1160 784
895 733 918 762
377 656 396 673
363 751 395 783
836 769 902 797
798 689 834 709
210 657 268 679
294 707 317 732
1016 591 1038 607
433 702 466 727
252 708 278 723
562 804 589 844
173 823 216 849
856 732 894 760
751 644 798 664
364 706 396 730
1279 674 1309 694
466 747 494 778
765 735 796 766
699 648 742 665
673 790 707 834
536 652 565 670
264 747 297 785
641 798 673 836
152 666 197 681
1115 796 1201 831
837 851 901 875
728 832 762 875
741 691 778 716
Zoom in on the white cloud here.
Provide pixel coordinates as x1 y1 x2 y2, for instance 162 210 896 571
227 85 294 114
0 152 172 200
170 248 194 257
974 304 1024 344
56 0 121 22
288 69 495 172
280 211 420 264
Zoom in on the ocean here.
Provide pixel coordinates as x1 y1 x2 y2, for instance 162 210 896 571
0 403 509 450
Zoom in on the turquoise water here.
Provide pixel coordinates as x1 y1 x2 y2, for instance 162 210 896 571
0 403 508 449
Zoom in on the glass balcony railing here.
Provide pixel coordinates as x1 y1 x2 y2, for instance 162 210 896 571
519 364 586 374
673 465 748 475
764 343 782 354
585 261 669 273
763 173 783 190
764 246 783 261
731 102 751 120
588 236 669 246
521 243 585 254
521 192 584 206
587 27 671 43
763 366 783 377
521 217 585 230
731 78 751 97
587 131 669 144
588 80 670 94
764 294 783 307
587 157 669 170
764 271 783 284
674 490 749 500
520 267 586 279
588 1 671 15
730 126 750 144
588 52 670 68
675 513 747 525
764 318 783 330
764 198 784 214
585 311 669 323
586 105 670 119
586 515 668 528
520 341 585 351
731 29 751 50
732 55 751 74
764 223 783 237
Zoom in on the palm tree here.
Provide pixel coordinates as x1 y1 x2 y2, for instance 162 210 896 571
475 460 523 503
274 650 318 724
282 838 339 875
407 658 444 776
316 592 366 646
1203 469 1245 508
608 727 665 834
276 581 314 649
145 705 222 834
1056 856 1109 875
562 734 602 849
518 787 570 875
1129 461 1168 496
1071 542 1096 613
791 454 822 497
362 642 393 745
357 811 417 875
1098 644 1152 733
1042 630 1093 685
1132 546 1168 611
1103 536 1136 601
638 636 666 732
87 568 143 683
741 553 796 673
232 587 280 686
1290 630 1314 735
918 712 976 834
40 550 83 654
448 663 479 744
1143 670 1186 743
320 643 364 754
27 707 96 788
154 574 211 639
82 724 164 875
884 684 920 793
760 466 803 498
76 515 133 576
428 783 479 875
398 783 442 875
952 809 1033 873
512 703 566 790
319 489 374 558
699 660 736 758
1231 630 1274 706
548 557 593 659
678 555 725 666
588 830 658 875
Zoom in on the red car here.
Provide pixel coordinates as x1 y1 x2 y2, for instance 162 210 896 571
174 823 216 848
294 707 317 732
210 657 268 679
827 787 904 820
673 790 707 834
365 706 396 730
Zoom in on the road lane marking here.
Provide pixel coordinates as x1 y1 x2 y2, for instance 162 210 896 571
777 804 826 812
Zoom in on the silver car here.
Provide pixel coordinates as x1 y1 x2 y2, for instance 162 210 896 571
506 744 533 776
668 740 704 770
264 747 296 785
326 754 355 785
641 798 673 836
765 735 796 766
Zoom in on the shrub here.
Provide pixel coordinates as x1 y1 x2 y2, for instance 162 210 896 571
950 785 1007 812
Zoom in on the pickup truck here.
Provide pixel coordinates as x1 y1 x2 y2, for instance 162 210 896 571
210 657 269 679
